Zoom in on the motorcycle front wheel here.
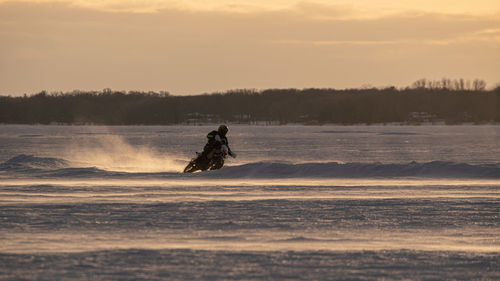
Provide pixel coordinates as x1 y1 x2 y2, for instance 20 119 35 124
183 161 198 173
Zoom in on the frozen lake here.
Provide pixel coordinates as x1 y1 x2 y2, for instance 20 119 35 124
0 125 499 280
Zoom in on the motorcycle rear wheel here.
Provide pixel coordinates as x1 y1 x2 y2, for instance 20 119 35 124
209 158 224 170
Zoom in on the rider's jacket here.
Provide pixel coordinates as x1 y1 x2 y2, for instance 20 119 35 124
203 130 231 156
206 130 227 147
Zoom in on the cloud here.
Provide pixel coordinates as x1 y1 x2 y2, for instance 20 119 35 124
2 0 500 16
272 28 500 47
0 0 296 13
477 28 500 35
0 0 174 13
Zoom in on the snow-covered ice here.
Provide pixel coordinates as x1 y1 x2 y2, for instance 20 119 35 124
0 125 499 280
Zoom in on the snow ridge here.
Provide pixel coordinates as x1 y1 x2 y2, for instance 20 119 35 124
1 154 499 179
211 161 500 179
1 154 70 171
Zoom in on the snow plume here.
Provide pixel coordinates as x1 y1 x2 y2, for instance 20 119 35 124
64 134 183 173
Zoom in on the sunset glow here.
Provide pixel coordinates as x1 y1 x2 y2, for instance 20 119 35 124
1 0 499 94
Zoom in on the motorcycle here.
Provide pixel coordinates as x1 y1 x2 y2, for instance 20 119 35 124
183 145 230 173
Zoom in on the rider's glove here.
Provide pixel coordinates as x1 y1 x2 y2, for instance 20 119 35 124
230 152 237 158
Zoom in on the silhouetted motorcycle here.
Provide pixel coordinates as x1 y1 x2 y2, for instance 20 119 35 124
183 145 230 173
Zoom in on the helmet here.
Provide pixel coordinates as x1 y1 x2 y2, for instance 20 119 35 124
218 124 229 136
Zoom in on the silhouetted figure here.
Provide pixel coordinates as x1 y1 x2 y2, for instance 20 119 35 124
201 124 236 161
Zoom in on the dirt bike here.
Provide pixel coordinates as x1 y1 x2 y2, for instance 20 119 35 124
183 145 230 173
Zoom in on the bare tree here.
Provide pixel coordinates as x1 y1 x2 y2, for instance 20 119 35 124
472 79 487 91
412 79 427 89
442 78 451 90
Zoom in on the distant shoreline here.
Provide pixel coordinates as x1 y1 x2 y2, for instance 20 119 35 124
1 88 499 125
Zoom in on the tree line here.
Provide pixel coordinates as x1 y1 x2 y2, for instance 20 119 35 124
1 84 499 125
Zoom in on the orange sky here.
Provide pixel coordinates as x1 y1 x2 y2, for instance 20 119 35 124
1 0 499 95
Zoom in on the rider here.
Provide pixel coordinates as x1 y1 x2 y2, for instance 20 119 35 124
201 124 236 160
